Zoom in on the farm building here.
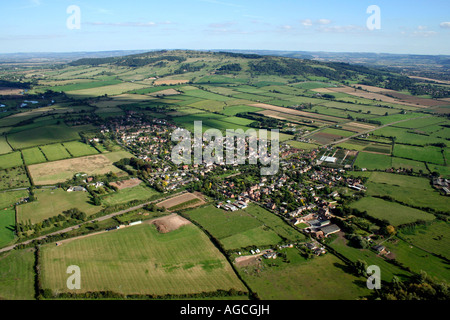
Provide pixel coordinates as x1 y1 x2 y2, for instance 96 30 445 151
67 186 87 192
320 156 337 163
320 224 341 237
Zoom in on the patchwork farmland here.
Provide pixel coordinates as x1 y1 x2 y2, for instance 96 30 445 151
0 49 449 302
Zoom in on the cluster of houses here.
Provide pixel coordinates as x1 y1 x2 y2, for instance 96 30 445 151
66 176 105 192
292 209 341 239
433 177 450 196
305 242 327 256
346 177 367 192
217 199 249 211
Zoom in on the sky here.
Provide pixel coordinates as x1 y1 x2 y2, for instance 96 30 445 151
0 0 449 55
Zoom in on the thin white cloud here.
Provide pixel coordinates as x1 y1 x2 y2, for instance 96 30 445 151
301 19 332 27
417 25 428 30
317 25 366 33
317 19 332 25
440 22 450 29
412 30 437 37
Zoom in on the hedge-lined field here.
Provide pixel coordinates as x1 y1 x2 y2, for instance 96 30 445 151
40 223 247 295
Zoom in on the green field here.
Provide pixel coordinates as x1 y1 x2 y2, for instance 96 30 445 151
384 237 450 282
40 223 247 296
337 140 369 151
0 208 17 248
244 204 306 242
66 82 148 98
354 152 392 170
374 125 448 147
393 144 444 165
0 152 23 170
63 141 99 157
399 221 450 260
0 190 28 210
185 205 287 250
41 79 123 93
321 128 355 137
0 136 12 155
391 157 428 173
222 105 263 116
17 188 101 224
40 144 72 161
428 164 450 178
101 184 161 206
364 172 449 213
220 226 283 250
7 125 81 149
0 249 36 300
238 249 370 299
22 147 47 165
292 81 336 90
329 235 411 282
350 197 435 226
287 140 319 150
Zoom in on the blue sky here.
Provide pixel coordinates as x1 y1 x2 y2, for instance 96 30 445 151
1 0 449 54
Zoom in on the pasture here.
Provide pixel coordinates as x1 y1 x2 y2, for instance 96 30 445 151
22 147 47 165
40 223 247 296
384 238 450 282
0 152 23 170
185 205 285 250
66 82 148 98
393 144 444 165
7 125 81 149
222 105 263 116
330 234 411 282
16 188 101 224
364 172 448 211
101 184 160 206
0 208 17 248
373 126 446 146
287 140 319 150
0 249 35 300
0 190 29 210
399 221 450 260
354 152 392 170
63 141 99 157
349 197 435 226
40 144 72 161
238 249 370 300
244 204 305 242
391 157 428 173
28 152 129 185
0 136 12 155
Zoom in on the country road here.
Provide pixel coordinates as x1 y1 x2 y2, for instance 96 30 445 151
0 190 187 254
322 116 431 148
